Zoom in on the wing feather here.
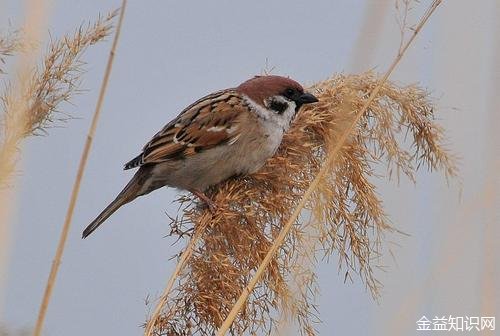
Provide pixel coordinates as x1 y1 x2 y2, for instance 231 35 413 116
123 90 248 169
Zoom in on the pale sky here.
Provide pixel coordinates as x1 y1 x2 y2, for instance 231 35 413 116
1 1 499 335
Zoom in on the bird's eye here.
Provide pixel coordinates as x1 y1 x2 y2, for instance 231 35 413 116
285 88 295 97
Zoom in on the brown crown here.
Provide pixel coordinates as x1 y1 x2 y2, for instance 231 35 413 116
236 75 304 106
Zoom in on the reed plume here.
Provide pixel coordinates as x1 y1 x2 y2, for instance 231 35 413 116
147 71 457 335
28 5 126 335
0 10 117 187
142 1 453 334
0 29 25 75
0 9 118 334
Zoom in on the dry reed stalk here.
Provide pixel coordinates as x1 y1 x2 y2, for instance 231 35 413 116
144 221 209 336
278 1 390 332
479 164 499 319
0 11 116 298
30 5 125 336
480 3 500 317
216 3 444 334
148 1 455 334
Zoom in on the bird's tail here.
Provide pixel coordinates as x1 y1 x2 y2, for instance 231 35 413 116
82 168 150 239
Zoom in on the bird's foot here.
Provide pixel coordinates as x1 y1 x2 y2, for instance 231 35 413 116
189 189 218 212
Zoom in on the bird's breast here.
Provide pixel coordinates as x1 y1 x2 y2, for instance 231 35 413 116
235 119 284 174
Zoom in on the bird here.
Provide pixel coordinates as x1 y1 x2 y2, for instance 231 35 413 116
82 75 318 238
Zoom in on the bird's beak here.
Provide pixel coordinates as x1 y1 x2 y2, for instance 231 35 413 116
298 92 319 104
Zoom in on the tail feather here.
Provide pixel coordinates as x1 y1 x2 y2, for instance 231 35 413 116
82 167 151 239
124 153 143 170
82 196 128 238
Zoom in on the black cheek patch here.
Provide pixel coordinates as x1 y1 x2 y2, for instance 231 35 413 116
269 100 288 114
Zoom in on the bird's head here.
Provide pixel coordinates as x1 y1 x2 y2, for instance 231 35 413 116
236 75 318 129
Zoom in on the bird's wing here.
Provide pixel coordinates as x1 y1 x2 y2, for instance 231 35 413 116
124 90 248 169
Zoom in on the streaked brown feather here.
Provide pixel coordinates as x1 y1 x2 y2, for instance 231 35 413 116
124 89 248 168
143 142 185 162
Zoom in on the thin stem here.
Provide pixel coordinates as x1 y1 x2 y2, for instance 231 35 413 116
32 2 127 335
144 222 207 336
215 1 443 334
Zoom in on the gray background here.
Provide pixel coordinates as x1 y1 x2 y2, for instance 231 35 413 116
1 1 499 335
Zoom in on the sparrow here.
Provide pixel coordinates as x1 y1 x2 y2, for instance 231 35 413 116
82 75 318 238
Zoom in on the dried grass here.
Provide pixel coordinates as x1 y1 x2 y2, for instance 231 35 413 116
0 29 25 75
147 70 457 335
0 11 117 187
0 6 120 336
30 5 126 336
144 2 454 334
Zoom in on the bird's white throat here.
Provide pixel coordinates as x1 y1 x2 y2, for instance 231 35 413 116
244 95 297 132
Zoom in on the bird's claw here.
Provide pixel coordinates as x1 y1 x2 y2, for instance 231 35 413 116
204 198 218 213
189 189 218 213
